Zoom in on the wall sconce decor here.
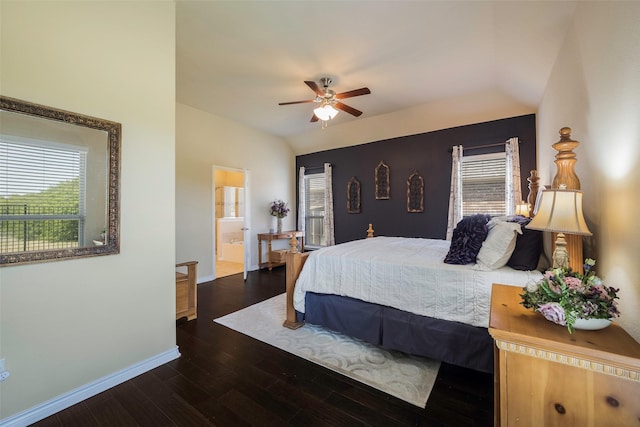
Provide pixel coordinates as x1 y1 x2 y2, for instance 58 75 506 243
375 161 390 200
406 172 424 213
347 177 361 213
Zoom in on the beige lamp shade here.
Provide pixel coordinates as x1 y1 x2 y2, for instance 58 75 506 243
526 188 592 236
515 201 530 217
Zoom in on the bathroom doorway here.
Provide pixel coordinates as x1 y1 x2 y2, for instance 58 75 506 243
212 166 248 279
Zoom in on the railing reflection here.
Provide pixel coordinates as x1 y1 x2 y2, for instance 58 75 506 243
0 204 82 253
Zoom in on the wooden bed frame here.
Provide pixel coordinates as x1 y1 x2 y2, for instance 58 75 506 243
283 127 583 331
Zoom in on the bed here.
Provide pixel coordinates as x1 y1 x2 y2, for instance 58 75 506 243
283 135 585 373
284 230 542 373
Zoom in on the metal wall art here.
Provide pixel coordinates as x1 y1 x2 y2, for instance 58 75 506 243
406 171 424 213
347 177 361 213
375 161 390 200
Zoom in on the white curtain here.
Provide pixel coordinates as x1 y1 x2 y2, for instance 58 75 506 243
298 166 305 235
505 137 522 215
323 163 335 246
446 145 463 240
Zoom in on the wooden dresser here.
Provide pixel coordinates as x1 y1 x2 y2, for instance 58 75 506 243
489 284 640 427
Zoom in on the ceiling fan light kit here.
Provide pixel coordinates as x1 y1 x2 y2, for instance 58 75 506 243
313 104 339 121
279 77 371 129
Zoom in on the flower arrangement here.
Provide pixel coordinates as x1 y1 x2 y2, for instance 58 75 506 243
520 259 620 333
269 199 290 218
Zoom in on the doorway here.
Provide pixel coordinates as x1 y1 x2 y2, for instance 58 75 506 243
212 167 247 279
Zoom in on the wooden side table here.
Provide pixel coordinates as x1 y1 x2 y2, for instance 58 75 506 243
257 231 304 270
488 283 640 427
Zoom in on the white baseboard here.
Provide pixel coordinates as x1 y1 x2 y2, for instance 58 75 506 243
0 347 180 427
197 274 215 283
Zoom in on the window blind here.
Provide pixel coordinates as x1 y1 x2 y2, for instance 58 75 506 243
304 172 326 247
0 138 87 252
461 152 506 216
1 140 85 203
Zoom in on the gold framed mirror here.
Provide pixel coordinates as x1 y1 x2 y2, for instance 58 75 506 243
0 95 121 265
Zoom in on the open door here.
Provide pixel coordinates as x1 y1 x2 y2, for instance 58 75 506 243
212 166 246 279
242 169 250 281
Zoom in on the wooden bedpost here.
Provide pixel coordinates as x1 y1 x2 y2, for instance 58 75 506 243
552 127 584 273
527 170 540 218
283 251 309 329
283 225 375 329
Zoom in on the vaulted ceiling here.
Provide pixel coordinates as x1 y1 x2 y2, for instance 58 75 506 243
176 1 577 139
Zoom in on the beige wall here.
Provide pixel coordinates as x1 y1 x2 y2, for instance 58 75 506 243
286 88 535 155
176 103 295 281
538 2 640 341
0 1 177 422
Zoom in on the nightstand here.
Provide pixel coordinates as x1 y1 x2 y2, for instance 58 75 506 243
489 283 640 427
257 231 304 270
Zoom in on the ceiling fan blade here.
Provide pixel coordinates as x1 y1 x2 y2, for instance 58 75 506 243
335 87 371 99
335 102 363 117
310 114 319 122
305 80 325 97
278 100 314 105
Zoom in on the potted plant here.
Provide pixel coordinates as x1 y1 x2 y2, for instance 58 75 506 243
269 199 290 233
520 259 620 333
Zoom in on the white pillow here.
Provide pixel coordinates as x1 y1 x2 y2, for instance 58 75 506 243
487 216 511 229
475 221 522 270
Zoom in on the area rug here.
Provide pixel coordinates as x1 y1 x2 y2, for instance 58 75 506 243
214 293 440 407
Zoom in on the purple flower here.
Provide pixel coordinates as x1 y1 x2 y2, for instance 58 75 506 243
548 281 562 294
581 301 599 317
564 276 584 292
537 302 566 326
269 200 290 218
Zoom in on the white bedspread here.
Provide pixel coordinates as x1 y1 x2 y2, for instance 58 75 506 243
293 236 543 328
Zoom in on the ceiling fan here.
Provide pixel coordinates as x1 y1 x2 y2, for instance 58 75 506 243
278 77 371 124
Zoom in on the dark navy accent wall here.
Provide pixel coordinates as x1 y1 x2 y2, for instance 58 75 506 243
296 114 536 244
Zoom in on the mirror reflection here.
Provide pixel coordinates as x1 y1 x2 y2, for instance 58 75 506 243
0 96 120 265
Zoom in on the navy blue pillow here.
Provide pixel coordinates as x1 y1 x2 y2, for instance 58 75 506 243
444 214 491 265
507 215 542 271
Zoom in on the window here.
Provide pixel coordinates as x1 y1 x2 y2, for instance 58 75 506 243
0 138 87 253
303 172 326 248
461 152 506 217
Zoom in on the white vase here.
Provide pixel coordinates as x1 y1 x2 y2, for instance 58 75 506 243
573 318 611 330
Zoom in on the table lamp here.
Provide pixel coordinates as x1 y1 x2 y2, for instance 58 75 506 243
525 186 592 269
515 201 531 217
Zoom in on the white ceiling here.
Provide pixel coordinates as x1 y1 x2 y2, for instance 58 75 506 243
176 1 577 139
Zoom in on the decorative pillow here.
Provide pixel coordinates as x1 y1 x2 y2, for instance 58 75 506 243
444 214 491 265
487 216 511 227
475 221 522 270
507 215 543 271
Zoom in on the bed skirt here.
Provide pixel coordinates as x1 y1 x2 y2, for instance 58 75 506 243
297 292 494 374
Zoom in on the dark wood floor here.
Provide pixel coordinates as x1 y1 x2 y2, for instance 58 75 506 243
33 268 494 426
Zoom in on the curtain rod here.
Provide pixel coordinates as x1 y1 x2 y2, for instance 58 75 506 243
448 140 521 153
